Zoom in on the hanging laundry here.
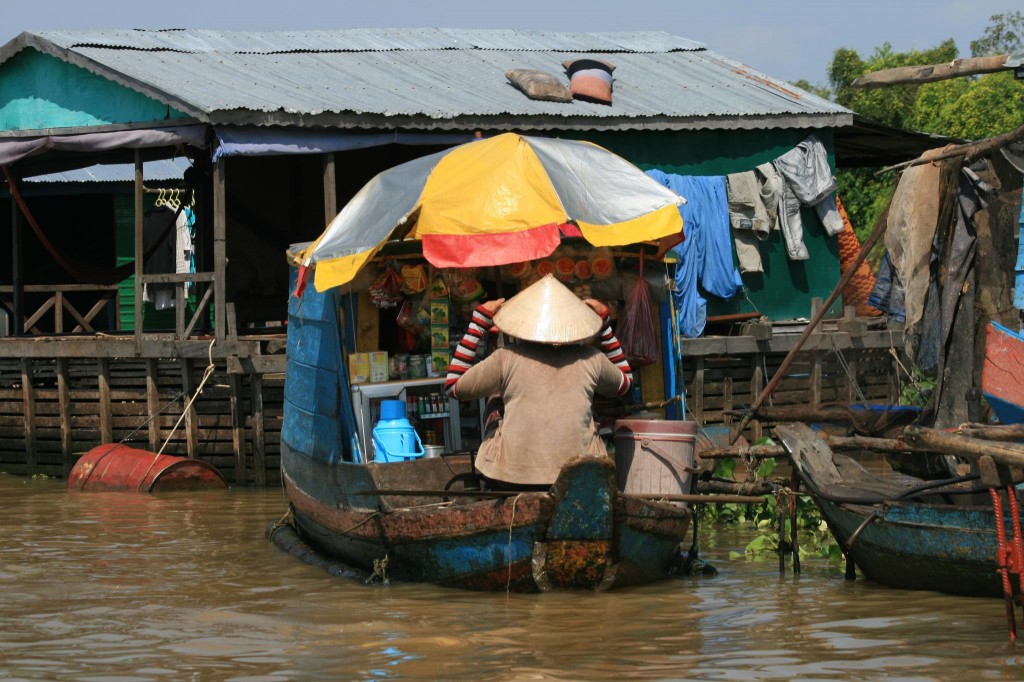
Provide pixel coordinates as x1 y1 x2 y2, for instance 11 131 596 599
726 163 787 272
646 170 743 338
176 206 196 295
772 135 845 253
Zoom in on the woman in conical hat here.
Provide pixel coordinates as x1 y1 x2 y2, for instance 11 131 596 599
445 274 633 488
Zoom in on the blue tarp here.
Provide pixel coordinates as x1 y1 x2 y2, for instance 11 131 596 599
212 127 474 161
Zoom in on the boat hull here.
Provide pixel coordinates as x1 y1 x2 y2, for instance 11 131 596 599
282 442 691 591
817 498 1006 598
778 422 1016 599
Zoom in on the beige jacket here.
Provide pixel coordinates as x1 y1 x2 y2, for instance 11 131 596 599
453 342 624 485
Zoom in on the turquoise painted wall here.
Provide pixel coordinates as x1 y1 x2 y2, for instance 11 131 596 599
571 128 841 321
0 49 189 131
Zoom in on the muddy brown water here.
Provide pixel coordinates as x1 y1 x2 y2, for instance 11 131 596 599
2 475 1022 681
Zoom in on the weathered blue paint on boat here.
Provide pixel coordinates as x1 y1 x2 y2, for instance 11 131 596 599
279 265 692 591
814 498 1009 597
779 422 1017 599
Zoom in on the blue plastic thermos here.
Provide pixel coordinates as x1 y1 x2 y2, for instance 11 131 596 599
372 399 424 462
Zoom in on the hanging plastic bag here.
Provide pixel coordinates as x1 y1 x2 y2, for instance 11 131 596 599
615 252 659 367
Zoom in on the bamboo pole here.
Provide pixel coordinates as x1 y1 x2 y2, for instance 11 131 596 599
876 122 1024 176
903 425 1024 468
851 55 1010 88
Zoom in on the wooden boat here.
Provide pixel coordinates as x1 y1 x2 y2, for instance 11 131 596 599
279 270 691 591
777 422 1018 598
983 322 1024 425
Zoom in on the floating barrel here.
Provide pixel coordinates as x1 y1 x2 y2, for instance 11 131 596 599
67 444 228 493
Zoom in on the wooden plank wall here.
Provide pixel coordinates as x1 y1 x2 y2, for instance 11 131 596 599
683 347 898 437
0 338 899 483
0 357 283 484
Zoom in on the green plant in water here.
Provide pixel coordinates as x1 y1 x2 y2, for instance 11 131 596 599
703 437 841 561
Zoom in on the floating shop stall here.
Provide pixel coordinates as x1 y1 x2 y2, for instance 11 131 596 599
0 28 947 484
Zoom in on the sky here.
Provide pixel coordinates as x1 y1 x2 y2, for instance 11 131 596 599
2 0 1021 86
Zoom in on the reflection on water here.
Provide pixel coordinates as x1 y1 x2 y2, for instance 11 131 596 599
0 474 1020 681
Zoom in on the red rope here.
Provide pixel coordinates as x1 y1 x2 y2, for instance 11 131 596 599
991 487 1017 641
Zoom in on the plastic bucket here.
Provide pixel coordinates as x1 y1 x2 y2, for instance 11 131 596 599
614 419 697 500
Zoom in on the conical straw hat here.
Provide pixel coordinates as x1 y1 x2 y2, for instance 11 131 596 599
493 274 602 344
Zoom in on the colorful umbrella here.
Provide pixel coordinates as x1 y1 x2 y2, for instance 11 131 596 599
292 133 685 292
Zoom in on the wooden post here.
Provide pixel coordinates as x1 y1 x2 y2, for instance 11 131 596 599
98 358 113 444
175 281 186 339
56 358 72 476
146 358 160 452
693 357 705 423
213 157 227 342
20 359 35 475
228 372 248 485
11 172 23 335
811 353 823 410
251 371 266 486
134 151 144 351
54 290 64 334
181 358 198 458
750 355 764 441
323 152 337 224
723 375 734 426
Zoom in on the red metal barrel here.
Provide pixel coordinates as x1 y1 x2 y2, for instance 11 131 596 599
67 444 228 493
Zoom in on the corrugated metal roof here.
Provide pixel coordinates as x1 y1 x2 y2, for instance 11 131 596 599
8 28 850 130
23 157 190 183
30 28 705 53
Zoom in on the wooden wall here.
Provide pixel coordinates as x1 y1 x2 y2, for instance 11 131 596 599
0 353 284 485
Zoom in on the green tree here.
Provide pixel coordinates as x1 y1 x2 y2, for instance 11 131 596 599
826 20 1024 241
970 11 1024 56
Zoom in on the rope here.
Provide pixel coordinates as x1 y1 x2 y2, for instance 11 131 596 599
366 554 390 585
831 336 869 404
268 506 296 541
506 493 523 593
135 339 217 491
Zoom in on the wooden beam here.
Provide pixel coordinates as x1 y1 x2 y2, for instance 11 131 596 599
878 122 1024 176
145 358 160 452
56 358 72 476
183 284 215 340
228 373 247 485
851 55 1010 88
181 358 198 458
213 157 227 342
20 359 35 475
9 167 24 336
693 357 704 424
134 151 144 351
251 371 266 487
97 358 112 443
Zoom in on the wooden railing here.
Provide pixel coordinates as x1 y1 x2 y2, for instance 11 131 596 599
0 284 119 335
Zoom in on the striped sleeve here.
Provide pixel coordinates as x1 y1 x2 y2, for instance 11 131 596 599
599 314 633 397
445 306 494 398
